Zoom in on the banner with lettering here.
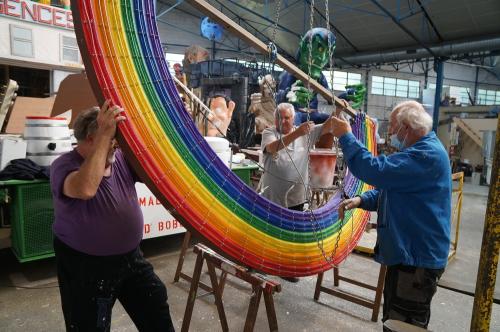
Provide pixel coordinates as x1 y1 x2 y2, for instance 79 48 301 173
136 183 186 239
0 0 73 29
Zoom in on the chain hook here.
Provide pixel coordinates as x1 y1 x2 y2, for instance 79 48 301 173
267 42 278 63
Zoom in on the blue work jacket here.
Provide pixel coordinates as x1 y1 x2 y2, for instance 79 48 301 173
339 131 452 269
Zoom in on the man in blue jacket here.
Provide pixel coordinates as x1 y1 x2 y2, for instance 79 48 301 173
331 101 451 329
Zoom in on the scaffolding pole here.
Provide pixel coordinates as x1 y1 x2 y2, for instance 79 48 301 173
470 118 500 331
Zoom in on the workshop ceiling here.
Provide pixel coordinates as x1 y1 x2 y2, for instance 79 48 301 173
156 0 500 65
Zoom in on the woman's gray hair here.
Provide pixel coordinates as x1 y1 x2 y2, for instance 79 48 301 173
393 101 433 135
73 106 100 141
274 102 295 119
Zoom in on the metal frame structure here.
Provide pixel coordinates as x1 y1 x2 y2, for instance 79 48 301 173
448 172 464 262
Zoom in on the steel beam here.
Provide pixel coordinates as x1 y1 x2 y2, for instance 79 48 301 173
415 0 443 42
305 0 359 52
224 0 301 38
157 18 241 53
210 0 296 60
185 0 358 117
432 59 443 132
474 66 479 104
369 0 438 58
156 0 183 19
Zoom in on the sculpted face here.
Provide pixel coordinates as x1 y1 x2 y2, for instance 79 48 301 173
298 28 336 80
260 74 276 98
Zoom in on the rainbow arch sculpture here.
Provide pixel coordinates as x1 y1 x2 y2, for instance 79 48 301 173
71 0 376 277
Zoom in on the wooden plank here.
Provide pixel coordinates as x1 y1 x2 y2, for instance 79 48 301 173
319 287 374 308
337 275 378 291
0 80 19 133
185 0 357 117
181 252 205 332
195 244 281 291
244 286 263 332
313 272 324 301
453 117 483 147
173 231 192 282
263 292 279 332
371 265 387 322
207 261 229 332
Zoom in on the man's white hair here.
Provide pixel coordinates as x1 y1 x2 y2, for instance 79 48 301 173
274 102 295 119
393 101 433 135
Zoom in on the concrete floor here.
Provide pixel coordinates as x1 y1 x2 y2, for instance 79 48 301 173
0 183 499 331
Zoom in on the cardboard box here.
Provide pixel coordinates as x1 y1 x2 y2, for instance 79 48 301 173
0 136 27 170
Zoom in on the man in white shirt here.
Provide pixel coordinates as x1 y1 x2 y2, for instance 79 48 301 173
260 102 337 211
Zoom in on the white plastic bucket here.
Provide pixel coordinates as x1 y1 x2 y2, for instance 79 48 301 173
24 116 72 166
204 136 231 167
309 149 337 189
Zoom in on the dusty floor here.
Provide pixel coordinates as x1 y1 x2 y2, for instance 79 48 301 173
0 183 499 331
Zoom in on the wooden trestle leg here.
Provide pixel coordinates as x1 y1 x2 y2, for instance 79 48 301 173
181 243 281 331
173 231 215 293
314 264 387 322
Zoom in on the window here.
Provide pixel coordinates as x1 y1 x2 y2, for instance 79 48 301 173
428 84 471 104
371 75 420 98
371 76 384 95
408 80 420 98
10 25 33 58
323 70 362 91
165 52 185 65
450 86 471 104
477 89 500 105
396 79 408 97
61 36 80 63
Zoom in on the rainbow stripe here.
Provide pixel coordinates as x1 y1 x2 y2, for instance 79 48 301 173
71 0 376 277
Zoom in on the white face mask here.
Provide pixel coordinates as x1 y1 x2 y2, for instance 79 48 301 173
389 126 407 150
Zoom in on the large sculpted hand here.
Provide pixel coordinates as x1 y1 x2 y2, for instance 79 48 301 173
286 81 314 107
206 96 236 137
344 84 366 110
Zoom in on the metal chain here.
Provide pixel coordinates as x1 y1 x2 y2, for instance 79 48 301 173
323 0 346 263
300 0 352 270
258 0 308 188
302 0 341 269
270 0 282 48
325 0 335 106
267 0 282 72
303 0 315 206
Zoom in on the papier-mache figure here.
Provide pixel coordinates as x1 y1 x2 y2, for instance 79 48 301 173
248 74 276 134
276 28 336 126
338 84 366 110
205 95 236 137
183 45 209 86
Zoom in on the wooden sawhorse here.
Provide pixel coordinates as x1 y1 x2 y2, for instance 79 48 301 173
181 243 282 332
314 264 387 322
173 231 217 294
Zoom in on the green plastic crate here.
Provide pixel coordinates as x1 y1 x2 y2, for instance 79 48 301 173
10 182 55 262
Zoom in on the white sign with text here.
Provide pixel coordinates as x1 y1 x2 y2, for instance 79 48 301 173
136 183 186 239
